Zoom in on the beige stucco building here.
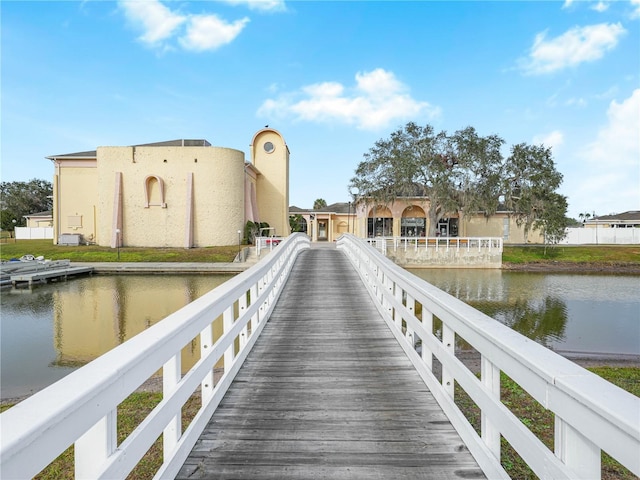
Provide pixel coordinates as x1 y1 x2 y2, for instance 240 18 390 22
47 128 289 248
291 197 543 244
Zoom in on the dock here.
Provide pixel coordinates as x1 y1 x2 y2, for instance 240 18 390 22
177 245 485 479
1 260 93 288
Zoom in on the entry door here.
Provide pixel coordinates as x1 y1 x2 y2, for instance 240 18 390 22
318 221 328 240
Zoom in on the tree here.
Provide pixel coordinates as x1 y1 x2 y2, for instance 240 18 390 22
349 122 504 236
534 192 569 254
349 122 567 239
578 212 592 225
502 143 565 242
0 179 52 233
313 198 327 210
289 214 305 233
450 126 505 219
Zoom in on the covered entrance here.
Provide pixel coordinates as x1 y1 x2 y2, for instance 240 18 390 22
437 217 459 237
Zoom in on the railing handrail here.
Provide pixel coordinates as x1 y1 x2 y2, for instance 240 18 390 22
337 233 639 479
366 236 503 255
0 233 310 479
255 235 285 256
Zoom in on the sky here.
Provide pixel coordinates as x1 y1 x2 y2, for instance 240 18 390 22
2 0 639 220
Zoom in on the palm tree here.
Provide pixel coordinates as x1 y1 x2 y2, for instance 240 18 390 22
313 198 327 210
578 212 591 225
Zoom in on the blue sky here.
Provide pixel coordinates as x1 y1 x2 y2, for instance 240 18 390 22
2 0 639 220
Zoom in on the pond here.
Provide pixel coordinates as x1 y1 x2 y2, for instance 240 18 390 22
407 269 640 358
1 274 233 400
1 270 638 400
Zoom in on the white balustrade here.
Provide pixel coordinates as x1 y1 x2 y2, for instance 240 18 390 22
375 236 503 253
255 236 284 256
0 233 310 479
337 233 639 480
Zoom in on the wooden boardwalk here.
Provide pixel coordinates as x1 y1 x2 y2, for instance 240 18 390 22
177 244 485 479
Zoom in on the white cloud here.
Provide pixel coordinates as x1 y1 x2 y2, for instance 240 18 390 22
533 130 564 151
119 0 254 52
591 1 609 12
221 0 286 12
572 90 640 214
631 0 640 18
585 89 640 168
119 0 186 46
562 0 575 9
257 69 439 130
519 23 626 75
180 14 249 51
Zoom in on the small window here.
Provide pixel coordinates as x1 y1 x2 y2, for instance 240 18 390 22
264 141 275 153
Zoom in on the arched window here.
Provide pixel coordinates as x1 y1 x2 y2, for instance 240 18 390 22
367 206 393 237
144 175 167 208
401 206 426 237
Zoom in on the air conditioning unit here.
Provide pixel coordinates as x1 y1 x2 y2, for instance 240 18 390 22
58 233 81 246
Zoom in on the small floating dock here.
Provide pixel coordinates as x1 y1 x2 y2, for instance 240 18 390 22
1 260 93 288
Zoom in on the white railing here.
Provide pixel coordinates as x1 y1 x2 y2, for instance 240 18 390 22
255 235 285 256
337 233 639 480
367 236 503 255
0 233 310 479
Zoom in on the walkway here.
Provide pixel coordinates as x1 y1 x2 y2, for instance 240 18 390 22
177 243 485 479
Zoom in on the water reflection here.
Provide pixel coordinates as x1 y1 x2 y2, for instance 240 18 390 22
1 274 233 399
469 296 568 347
407 269 640 356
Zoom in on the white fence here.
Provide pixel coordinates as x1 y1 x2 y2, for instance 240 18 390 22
14 227 54 240
369 236 503 255
337 233 639 480
562 227 640 245
0 233 310 479
368 237 503 268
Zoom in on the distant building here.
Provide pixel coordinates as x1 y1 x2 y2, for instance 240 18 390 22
289 203 355 242
47 128 289 248
584 211 640 228
290 197 544 244
23 210 53 228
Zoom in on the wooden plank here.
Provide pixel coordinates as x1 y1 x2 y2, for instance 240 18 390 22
177 246 485 480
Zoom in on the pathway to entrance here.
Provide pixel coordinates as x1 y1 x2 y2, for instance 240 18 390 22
176 243 484 479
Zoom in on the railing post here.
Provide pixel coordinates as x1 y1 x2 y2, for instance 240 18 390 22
163 354 181 459
555 417 601 479
200 324 214 402
239 291 248 350
250 283 259 328
405 293 415 346
382 274 393 317
75 409 116 479
223 306 234 373
394 285 404 331
481 356 500 458
422 310 433 371
442 324 455 397
258 276 266 323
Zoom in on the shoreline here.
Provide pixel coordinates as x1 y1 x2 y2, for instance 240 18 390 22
502 261 640 274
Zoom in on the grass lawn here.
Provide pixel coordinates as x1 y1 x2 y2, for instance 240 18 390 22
455 366 639 480
2 239 639 266
502 245 640 265
0 239 239 263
